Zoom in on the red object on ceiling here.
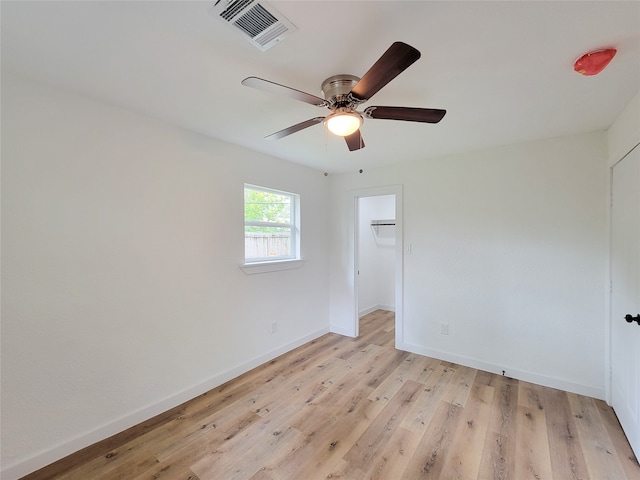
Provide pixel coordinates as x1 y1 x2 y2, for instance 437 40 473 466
574 49 617 76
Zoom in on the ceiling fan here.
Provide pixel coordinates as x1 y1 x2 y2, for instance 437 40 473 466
241 41 446 151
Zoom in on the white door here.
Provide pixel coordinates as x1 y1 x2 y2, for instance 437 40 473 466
611 144 640 458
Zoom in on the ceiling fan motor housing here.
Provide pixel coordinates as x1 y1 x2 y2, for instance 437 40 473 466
321 74 360 105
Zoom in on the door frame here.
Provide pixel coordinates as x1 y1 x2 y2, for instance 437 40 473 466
351 185 403 345
607 143 640 458
607 142 640 406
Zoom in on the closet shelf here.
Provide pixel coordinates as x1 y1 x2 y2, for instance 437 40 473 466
370 219 396 226
370 219 396 247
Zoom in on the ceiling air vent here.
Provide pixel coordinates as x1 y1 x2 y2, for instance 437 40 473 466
210 0 297 51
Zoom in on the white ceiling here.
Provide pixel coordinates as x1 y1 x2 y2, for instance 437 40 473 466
2 1 639 173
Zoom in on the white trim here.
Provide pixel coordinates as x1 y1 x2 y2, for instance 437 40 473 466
359 304 395 318
240 259 304 274
398 342 605 400
350 185 404 344
1 327 329 480
605 161 614 405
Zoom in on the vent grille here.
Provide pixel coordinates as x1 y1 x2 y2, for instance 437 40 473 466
219 0 253 21
211 0 297 51
255 23 287 47
235 4 277 37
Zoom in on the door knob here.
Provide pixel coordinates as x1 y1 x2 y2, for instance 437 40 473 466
625 314 640 326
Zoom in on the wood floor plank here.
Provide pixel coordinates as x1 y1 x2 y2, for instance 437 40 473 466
440 384 494 480
191 424 303 480
186 403 298 478
261 407 342 478
129 461 200 480
412 356 444 385
514 396 553 479
247 470 274 480
518 381 546 410
595 398 640 478
155 409 259 468
478 375 518 480
402 354 441 384
267 345 390 478
367 355 423 404
440 364 478 408
135 410 260 480
363 425 422 480
399 363 455 434
403 400 463 479
543 386 591 480
19 310 640 480
91 449 160 480
568 391 628 479
342 380 422 476
58 449 158 480
284 385 378 479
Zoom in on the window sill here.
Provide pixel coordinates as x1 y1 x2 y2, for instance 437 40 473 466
240 259 305 275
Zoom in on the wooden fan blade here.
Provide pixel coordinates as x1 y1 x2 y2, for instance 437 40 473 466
242 77 327 106
350 42 421 102
364 106 446 123
265 117 325 140
344 129 365 151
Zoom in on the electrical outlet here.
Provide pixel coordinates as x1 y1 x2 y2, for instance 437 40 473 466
440 323 449 335
271 321 278 334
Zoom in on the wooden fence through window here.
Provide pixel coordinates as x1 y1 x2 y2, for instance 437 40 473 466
245 233 290 259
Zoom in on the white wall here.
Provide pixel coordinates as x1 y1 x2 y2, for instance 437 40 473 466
608 91 640 164
358 195 395 316
330 131 609 399
0 74 330 479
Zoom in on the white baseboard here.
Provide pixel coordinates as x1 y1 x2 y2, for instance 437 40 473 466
329 324 355 337
397 342 605 401
358 304 395 318
1 327 330 480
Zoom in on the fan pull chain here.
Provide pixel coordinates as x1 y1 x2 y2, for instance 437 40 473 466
323 122 329 176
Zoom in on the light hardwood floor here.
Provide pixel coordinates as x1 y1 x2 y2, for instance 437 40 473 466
22 310 639 479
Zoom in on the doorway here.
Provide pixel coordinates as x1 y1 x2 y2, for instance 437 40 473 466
357 195 395 316
352 186 403 345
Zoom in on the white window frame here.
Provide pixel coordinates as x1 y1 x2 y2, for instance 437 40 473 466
242 184 301 271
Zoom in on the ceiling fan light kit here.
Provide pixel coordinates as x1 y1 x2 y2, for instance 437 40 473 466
241 41 447 151
326 109 363 137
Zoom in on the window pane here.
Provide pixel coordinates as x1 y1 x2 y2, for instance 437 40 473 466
245 226 292 259
244 188 291 224
244 184 298 263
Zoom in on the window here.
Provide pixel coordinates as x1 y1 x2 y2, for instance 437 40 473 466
244 184 300 264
